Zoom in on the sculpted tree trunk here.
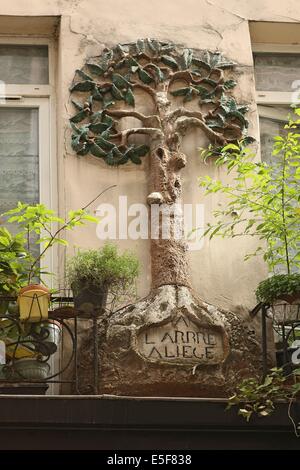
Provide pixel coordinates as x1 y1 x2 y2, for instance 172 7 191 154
70 40 262 396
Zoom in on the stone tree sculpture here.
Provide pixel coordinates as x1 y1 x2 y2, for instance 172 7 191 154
70 40 260 396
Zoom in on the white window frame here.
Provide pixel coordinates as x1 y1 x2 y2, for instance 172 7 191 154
0 37 59 394
0 37 57 286
253 43 300 106
0 36 55 97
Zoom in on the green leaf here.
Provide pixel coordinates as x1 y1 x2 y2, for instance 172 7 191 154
104 150 117 166
138 68 153 84
112 73 131 88
77 144 90 156
129 152 142 164
182 49 193 69
135 144 149 156
92 88 103 101
192 58 211 70
86 63 105 75
90 143 106 158
89 122 110 134
171 87 193 97
161 55 178 69
147 64 164 82
95 136 115 151
125 88 135 106
227 110 247 127
71 100 84 111
76 69 94 81
70 81 96 92
55 238 68 246
223 79 237 90
111 84 124 100
70 109 88 123
146 38 161 53
136 39 145 54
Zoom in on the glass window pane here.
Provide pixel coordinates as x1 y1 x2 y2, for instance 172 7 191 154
0 107 40 259
254 53 300 91
0 107 39 213
259 109 299 273
0 45 48 84
259 116 285 163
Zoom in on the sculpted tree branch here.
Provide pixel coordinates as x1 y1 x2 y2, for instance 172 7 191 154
114 127 163 146
175 116 226 145
105 109 161 128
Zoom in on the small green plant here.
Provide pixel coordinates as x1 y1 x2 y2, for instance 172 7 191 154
227 367 300 435
199 109 300 275
0 227 27 295
67 243 139 293
2 201 99 285
256 273 300 304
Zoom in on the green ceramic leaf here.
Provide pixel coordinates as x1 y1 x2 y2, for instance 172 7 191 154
71 100 84 111
112 73 131 88
182 49 193 69
89 122 110 134
125 88 135 106
76 69 94 81
95 136 115 151
70 109 88 123
86 63 105 75
171 87 192 97
223 79 237 90
129 152 142 164
135 144 149 156
70 81 95 92
90 143 106 158
111 84 124 100
138 68 153 84
161 55 178 69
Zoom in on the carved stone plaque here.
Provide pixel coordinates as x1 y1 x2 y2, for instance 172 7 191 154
136 315 227 365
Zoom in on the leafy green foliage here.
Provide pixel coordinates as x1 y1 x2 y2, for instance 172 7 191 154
256 274 300 304
0 228 27 295
2 202 98 285
70 39 248 166
227 368 300 426
67 243 139 294
199 111 300 275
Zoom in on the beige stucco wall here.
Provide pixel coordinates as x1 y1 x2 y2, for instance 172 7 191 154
1 0 300 313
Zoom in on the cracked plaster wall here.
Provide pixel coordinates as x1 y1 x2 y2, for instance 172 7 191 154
1 0 299 313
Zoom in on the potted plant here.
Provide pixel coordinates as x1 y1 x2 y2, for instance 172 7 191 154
200 108 300 312
0 317 62 381
67 243 139 316
2 201 98 322
0 227 27 315
227 366 300 436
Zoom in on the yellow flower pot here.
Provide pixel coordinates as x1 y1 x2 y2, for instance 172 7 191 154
18 285 50 322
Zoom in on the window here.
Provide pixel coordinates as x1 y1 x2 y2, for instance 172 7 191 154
253 44 299 274
0 44 49 85
253 44 300 105
0 38 57 393
0 38 56 280
253 44 300 161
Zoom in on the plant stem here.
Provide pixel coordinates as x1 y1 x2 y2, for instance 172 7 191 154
281 148 290 274
27 185 116 284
